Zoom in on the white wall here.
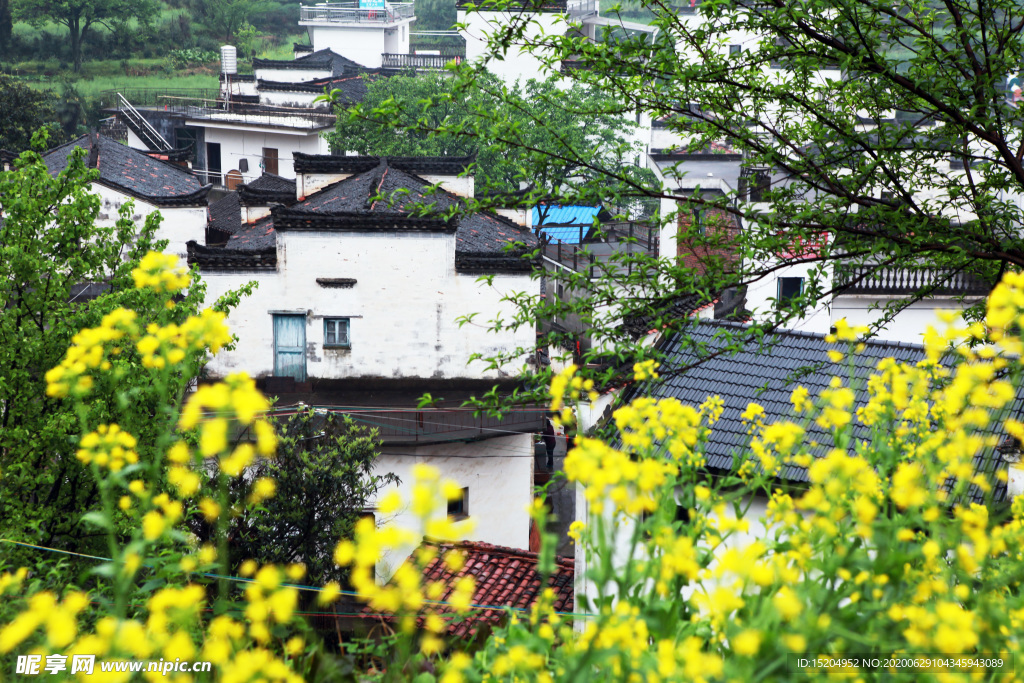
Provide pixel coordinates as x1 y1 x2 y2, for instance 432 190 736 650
192 125 331 183
372 434 534 579
255 67 332 83
457 10 565 84
307 24 410 69
200 230 538 381
745 258 833 335
92 183 206 262
831 296 977 344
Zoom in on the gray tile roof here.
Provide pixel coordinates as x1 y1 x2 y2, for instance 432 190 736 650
247 173 296 194
44 133 208 205
628 321 1009 505
208 192 242 236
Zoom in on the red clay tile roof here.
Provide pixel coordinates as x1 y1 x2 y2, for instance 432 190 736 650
382 540 574 639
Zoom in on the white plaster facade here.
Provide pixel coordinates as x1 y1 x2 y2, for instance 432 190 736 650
188 123 332 184
199 230 536 382
457 8 567 84
91 183 206 262
372 434 534 578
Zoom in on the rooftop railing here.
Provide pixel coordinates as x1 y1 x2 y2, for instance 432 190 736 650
381 52 463 70
835 265 991 297
300 2 415 25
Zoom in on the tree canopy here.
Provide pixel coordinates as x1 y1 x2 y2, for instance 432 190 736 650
0 75 63 151
13 0 157 71
326 71 654 195
341 0 1024 396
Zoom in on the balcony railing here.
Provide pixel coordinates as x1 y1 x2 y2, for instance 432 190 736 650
300 2 415 25
541 224 659 277
835 266 991 297
382 53 463 70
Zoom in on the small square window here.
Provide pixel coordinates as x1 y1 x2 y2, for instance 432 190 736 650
729 44 741 56
447 487 468 518
324 318 350 348
778 277 804 307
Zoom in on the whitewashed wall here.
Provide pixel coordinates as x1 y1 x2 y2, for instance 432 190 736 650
259 90 324 109
200 230 538 380
574 487 774 627
457 10 565 84
192 125 331 183
745 259 833 336
831 296 975 344
372 434 534 579
307 23 413 69
254 67 332 83
91 183 206 262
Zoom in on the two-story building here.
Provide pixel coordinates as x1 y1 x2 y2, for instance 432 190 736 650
189 153 544 574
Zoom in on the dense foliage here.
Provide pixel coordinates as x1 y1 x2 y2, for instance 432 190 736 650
327 71 654 195
0 75 64 149
190 409 399 586
3 253 1024 681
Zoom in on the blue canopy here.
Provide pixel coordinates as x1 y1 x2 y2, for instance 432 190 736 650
532 205 602 244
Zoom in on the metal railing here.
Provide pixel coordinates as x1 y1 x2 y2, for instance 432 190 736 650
541 224 659 277
102 88 220 108
835 265 991 296
300 2 415 25
382 53 463 70
184 104 336 129
116 93 171 151
567 0 597 16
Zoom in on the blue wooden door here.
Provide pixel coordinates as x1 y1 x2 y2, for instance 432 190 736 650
273 315 306 381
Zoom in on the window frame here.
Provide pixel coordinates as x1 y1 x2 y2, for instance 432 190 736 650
447 487 469 519
777 277 804 307
323 317 351 349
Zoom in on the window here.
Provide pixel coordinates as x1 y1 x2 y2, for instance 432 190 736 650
262 147 279 175
447 487 468 518
778 277 804 307
729 44 741 56
324 318 350 348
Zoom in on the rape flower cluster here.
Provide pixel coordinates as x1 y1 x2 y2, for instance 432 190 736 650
75 423 139 471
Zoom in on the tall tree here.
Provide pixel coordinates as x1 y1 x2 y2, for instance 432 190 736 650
326 71 653 195
12 0 157 72
0 75 62 151
191 410 399 585
349 0 1024 394
0 138 242 571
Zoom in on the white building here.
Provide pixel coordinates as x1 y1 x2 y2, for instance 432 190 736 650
42 133 210 262
189 153 544 571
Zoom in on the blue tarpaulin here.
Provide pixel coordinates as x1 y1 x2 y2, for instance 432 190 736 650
532 205 602 244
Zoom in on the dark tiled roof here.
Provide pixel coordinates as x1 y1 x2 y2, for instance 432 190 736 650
239 173 296 206
247 172 296 194
187 241 276 271
630 321 1009 505
622 294 708 339
294 153 474 177
1 149 17 166
44 133 209 206
387 540 574 638
208 192 242 236
227 215 277 250
292 161 538 256
253 49 370 78
200 159 537 271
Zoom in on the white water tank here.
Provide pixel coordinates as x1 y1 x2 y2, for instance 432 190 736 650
220 45 237 75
